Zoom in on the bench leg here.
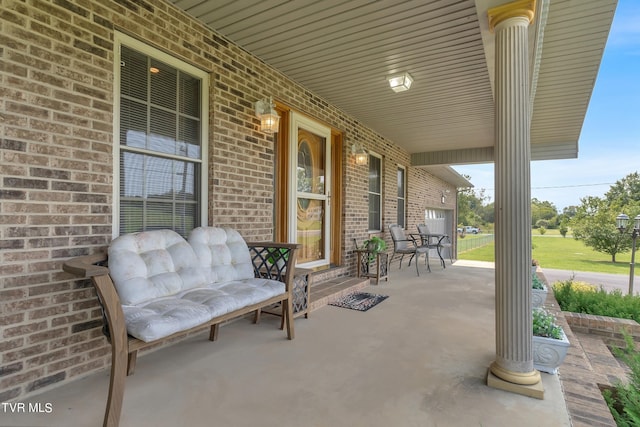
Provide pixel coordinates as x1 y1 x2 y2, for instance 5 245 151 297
253 308 261 324
283 297 295 340
127 351 137 376
93 275 127 427
209 324 219 341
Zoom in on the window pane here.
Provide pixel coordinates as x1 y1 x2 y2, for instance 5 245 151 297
297 134 325 195
150 59 176 110
120 200 143 234
369 194 381 231
120 99 147 149
120 152 144 198
173 161 196 201
179 73 200 117
296 198 325 263
397 199 405 227
397 168 405 197
174 202 197 238
369 155 381 193
121 47 147 101
179 116 201 159
147 201 174 231
145 156 174 199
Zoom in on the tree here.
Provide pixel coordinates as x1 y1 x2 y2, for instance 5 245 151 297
562 205 578 218
559 218 569 237
570 195 638 262
531 198 558 228
605 172 640 206
457 181 488 227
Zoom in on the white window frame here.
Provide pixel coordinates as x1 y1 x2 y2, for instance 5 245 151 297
397 165 406 228
112 32 209 238
368 151 383 232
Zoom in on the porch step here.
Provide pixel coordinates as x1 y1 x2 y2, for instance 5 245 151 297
308 276 370 313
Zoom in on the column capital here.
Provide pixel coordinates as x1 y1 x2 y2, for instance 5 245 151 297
488 0 536 32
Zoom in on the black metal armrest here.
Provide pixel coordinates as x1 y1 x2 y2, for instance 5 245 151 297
247 243 300 286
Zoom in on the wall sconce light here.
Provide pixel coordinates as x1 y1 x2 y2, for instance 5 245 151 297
254 96 280 134
351 143 368 166
441 189 450 204
387 72 414 93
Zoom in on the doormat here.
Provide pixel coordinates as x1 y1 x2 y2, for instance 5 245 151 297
328 292 388 312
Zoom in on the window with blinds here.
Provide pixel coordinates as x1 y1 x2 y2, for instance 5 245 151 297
368 153 382 232
116 39 207 238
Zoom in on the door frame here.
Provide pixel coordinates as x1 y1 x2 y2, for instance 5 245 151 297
274 104 343 268
289 112 332 268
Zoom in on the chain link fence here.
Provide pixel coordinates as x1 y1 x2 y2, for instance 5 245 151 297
457 234 495 253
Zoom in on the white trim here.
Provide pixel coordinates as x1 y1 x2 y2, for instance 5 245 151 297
112 32 209 238
397 164 406 228
289 112 332 269
368 151 383 232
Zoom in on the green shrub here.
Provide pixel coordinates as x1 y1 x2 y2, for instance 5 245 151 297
603 330 640 426
538 226 547 235
552 279 640 322
559 224 568 238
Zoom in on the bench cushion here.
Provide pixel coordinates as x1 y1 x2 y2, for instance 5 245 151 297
108 230 208 306
108 227 288 342
122 278 285 342
188 227 255 282
122 298 212 342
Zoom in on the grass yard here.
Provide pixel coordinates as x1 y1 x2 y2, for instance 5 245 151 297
459 235 638 275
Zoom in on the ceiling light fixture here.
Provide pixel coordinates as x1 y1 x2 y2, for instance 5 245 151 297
387 72 414 92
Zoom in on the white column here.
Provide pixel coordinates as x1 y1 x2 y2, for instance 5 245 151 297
486 0 543 398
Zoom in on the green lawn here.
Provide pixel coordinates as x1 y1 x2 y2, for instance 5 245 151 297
459 235 638 275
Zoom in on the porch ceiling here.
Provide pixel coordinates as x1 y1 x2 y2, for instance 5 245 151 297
170 0 617 166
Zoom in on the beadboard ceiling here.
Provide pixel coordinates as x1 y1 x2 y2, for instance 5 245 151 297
169 0 617 166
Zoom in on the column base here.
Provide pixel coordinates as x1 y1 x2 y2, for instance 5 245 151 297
487 363 544 399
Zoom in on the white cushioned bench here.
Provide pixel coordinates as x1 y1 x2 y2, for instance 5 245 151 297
63 226 299 427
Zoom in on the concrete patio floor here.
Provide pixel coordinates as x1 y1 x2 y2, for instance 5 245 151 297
2 261 571 427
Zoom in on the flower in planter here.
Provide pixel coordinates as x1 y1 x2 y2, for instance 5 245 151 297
532 273 545 290
532 308 563 339
532 308 570 374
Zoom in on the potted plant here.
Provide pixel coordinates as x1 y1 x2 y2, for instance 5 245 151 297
531 272 548 309
266 248 289 270
532 308 570 374
363 236 387 262
531 258 539 275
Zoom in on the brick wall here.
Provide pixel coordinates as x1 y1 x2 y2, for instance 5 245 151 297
0 0 458 400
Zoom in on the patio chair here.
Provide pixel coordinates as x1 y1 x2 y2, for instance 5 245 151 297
389 224 429 276
417 224 453 268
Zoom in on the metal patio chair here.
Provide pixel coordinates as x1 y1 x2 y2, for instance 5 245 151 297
389 224 428 276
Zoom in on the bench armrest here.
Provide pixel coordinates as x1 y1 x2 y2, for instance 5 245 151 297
62 253 124 346
63 253 109 278
246 242 301 290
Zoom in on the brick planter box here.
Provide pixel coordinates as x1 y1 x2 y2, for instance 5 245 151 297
563 311 640 348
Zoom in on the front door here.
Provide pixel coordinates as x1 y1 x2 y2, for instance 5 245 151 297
290 113 331 268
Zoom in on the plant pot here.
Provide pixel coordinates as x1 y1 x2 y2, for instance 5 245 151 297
533 328 570 374
532 285 548 309
531 265 538 275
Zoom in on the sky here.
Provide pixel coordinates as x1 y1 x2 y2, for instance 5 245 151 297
453 0 640 211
